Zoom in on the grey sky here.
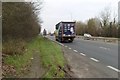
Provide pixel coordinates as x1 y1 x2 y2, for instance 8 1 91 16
40 0 119 33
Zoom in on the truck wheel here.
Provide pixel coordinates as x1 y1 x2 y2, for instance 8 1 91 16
69 40 73 43
69 39 73 43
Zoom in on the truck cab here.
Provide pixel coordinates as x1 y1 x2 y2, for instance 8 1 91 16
55 21 76 42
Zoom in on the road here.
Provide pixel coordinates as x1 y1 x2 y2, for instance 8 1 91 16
66 38 118 69
47 36 119 77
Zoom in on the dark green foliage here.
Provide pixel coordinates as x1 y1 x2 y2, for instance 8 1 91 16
2 2 41 40
2 2 42 55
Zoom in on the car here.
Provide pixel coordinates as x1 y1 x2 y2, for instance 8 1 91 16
84 33 92 40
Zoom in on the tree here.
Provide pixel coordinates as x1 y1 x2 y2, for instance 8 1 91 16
100 7 111 27
75 21 86 35
99 7 111 37
118 25 120 38
111 22 117 37
2 2 42 55
87 18 97 36
2 2 42 40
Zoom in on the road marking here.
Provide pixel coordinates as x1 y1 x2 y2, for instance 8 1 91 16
80 53 86 56
99 47 110 50
74 50 78 52
61 44 64 46
59 43 64 46
107 66 120 72
90 58 99 62
65 46 68 47
69 48 71 50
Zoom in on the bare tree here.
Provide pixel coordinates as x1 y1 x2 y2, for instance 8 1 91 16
99 6 112 37
100 6 111 28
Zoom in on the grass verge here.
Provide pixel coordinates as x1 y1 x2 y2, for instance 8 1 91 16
37 37 65 78
3 36 65 78
3 38 36 77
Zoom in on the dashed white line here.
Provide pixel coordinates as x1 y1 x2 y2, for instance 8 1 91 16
99 47 110 50
69 48 71 50
74 50 78 52
80 53 86 56
107 66 120 72
90 58 99 62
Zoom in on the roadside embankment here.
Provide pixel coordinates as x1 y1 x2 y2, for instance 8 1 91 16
2 36 65 78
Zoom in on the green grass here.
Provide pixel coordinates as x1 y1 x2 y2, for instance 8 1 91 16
4 39 36 72
4 36 65 78
37 37 65 78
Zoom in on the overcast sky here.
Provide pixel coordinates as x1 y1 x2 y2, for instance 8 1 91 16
40 0 119 33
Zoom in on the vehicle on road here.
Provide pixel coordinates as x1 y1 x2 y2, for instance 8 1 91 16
50 33 54 36
55 21 76 42
84 33 92 40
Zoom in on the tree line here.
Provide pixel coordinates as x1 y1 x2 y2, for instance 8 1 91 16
2 2 42 55
75 7 120 38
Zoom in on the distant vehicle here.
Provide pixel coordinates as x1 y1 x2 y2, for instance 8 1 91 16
55 21 76 42
84 33 92 40
50 33 54 36
43 29 47 36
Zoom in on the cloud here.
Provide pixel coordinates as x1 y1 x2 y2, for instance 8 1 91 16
41 0 119 32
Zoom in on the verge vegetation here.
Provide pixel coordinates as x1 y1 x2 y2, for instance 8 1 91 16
3 36 65 78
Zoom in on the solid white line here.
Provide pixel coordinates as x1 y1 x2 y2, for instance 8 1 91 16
90 58 99 62
80 53 86 56
69 48 71 49
59 43 64 46
107 66 120 72
74 50 78 52
61 44 64 46
65 46 68 47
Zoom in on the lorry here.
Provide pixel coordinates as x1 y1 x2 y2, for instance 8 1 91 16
55 21 76 42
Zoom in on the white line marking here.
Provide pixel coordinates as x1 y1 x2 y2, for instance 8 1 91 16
69 48 71 49
65 46 68 47
107 66 120 72
74 50 78 52
59 43 64 46
80 53 86 56
99 47 110 50
90 58 99 62
61 44 64 46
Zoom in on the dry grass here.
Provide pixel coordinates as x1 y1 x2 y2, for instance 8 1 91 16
2 39 26 55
